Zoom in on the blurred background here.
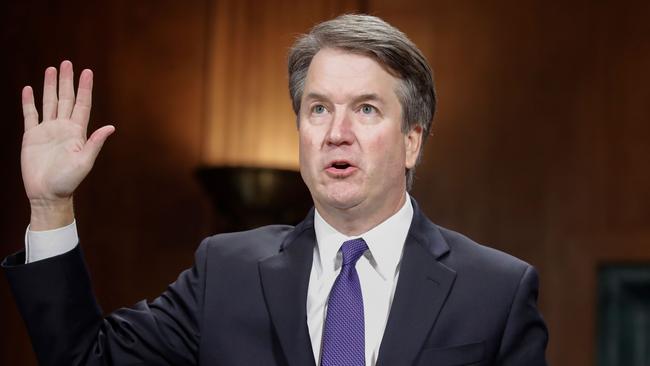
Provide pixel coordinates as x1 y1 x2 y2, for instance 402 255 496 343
1 0 649 365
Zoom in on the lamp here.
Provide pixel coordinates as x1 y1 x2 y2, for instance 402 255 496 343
196 166 312 231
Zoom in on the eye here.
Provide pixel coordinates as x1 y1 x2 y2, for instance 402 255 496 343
312 104 327 114
360 104 376 115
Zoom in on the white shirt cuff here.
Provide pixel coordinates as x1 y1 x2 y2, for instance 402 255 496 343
25 220 79 264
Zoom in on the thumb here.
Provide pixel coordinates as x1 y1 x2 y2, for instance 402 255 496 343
84 125 116 164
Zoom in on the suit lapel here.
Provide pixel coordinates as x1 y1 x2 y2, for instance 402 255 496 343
376 200 457 366
259 212 317 366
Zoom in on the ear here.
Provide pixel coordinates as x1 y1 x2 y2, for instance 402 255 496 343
404 125 423 169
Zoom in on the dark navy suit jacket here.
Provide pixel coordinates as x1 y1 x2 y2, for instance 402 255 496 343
3 200 548 365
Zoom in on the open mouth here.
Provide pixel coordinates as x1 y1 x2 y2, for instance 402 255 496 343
331 162 351 170
325 160 356 177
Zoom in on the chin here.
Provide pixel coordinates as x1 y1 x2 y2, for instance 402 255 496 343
318 185 364 211
304 173 367 211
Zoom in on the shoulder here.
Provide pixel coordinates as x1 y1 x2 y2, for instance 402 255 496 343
195 225 296 263
410 198 533 280
428 225 543 324
436 225 534 285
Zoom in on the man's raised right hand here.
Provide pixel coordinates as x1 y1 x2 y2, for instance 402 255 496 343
21 61 115 230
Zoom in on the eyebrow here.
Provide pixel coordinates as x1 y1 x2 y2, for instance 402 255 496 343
303 92 387 105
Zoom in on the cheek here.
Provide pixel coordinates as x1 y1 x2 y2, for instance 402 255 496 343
365 131 405 170
299 130 319 168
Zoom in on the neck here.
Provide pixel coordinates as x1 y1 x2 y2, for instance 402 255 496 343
315 192 407 236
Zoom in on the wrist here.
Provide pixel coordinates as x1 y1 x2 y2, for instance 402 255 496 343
29 197 75 231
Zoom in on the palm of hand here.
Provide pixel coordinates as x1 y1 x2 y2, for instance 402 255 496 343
21 61 114 206
22 120 89 201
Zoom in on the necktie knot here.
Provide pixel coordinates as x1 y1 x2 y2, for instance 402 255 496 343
341 238 368 266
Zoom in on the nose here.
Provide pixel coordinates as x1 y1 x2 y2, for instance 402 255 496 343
325 109 354 146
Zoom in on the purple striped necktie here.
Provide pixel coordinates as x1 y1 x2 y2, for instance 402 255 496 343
321 238 369 366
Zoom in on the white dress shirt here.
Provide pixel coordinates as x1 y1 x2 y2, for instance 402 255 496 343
308 195 413 365
24 220 78 263
25 195 414 366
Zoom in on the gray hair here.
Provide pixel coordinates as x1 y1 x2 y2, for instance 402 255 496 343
288 14 436 190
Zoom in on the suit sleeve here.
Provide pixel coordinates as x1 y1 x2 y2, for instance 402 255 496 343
496 265 549 365
2 239 210 366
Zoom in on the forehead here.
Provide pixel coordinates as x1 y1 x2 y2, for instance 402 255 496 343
303 48 400 103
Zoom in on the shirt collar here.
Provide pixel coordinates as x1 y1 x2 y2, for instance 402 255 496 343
313 193 414 280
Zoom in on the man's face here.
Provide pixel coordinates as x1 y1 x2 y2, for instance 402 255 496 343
298 48 422 220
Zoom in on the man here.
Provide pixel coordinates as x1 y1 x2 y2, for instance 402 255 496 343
3 14 548 365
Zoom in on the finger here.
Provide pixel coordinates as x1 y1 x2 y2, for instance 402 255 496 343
57 60 75 119
42 66 58 121
22 86 39 131
71 69 93 126
83 125 115 164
